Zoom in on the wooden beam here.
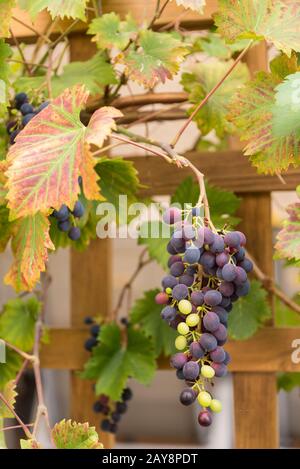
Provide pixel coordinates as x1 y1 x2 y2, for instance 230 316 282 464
127 150 300 195
40 327 300 372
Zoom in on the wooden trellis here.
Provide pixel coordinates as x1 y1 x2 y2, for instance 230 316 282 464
10 1 300 449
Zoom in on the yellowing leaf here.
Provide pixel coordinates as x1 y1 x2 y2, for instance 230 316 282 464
88 12 138 50
275 200 300 260
173 0 206 12
117 30 189 88
214 0 300 56
0 0 15 38
0 380 17 418
20 439 42 449
4 213 54 292
52 420 103 449
5 85 120 218
18 0 88 21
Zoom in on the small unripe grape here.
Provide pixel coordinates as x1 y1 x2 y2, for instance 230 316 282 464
197 391 212 407
178 299 192 315
198 410 212 427
210 399 222 413
186 313 200 327
201 365 215 379
177 322 190 335
166 287 172 294
175 335 187 350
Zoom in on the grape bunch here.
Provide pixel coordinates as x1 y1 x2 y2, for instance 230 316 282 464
83 316 101 352
156 207 253 427
94 387 133 434
51 199 84 241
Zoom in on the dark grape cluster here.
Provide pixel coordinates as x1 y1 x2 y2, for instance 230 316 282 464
94 387 133 434
83 316 101 352
51 199 84 241
157 207 253 427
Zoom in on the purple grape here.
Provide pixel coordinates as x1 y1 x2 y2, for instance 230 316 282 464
170 234 186 252
219 281 235 297
155 292 169 305
179 274 194 287
189 341 204 359
170 261 185 277
84 337 97 351
234 247 245 262
168 255 182 268
170 352 188 369
224 231 240 248
204 290 222 306
203 311 220 332
161 306 176 322
184 246 200 264
172 284 189 300
182 224 196 241
36 101 49 112
223 351 231 365
238 258 253 273
73 200 85 218
58 219 71 232
20 103 34 115
204 266 217 277
220 296 230 307
183 361 200 380
162 275 178 289
199 333 217 352
210 346 226 363
211 363 228 377
236 231 246 246
167 241 177 255
163 207 182 225
210 234 225 253
213 307 228 326
22 113 35 126
213 324 228 342
176 369 185 380
234 266 247 285
216 252 229 267
216 267 223 279
53 204 69 221
200 251 216 269
186 265 198 275
222 263 237 281
198 410 212 427
15 92 28 109
180 388 197 406
203 227 214 245
191 291 204 306
236 280 250 297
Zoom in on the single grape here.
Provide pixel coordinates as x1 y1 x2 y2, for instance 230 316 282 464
68 226 81 241
15 92 28 109
111 412 121 423
210 234 225 253
198 410 212 427
216 252 229 267
155 292 169 305
201 365 215 379
73 200 85 218
200 251 215 269
84 316 94 325
213 307 228 326
180 388 197 406
203 311 220 332
100 419 111 432
170 353 188 369
183 361 200 380
162 275 178 290
204 290 222 307
219 281 235 297
189 341 204 359
186 313 199 327
235 280 250 297
210 346 226 363
210 399 222 413
203 227 214 245
222 263 237 282
53 204 69 221
182 224 196 241
191 291 204 306
224 231 240 248
178 274 194 287
168 255 182 268
211 363 228 377
20 103 34 115
122 387 133 401
223 351 231 365
234 266 248 285
58 219 71 232
199 333 217 352
99 395 109 405
170 261 185 277
161 306 176 322
90 324 100 337
178 299 192 315
234 247 245 262
184 246 200 264
176 369 185 380
22 113 35 126
238 258 253 273
116 402 128 414
172 284 189 300
175 335 187 350
198 391 212 407
93 401 104 413
177 322 190 335
163 207 182 225
167 241 177 255
213 324 228 342
236 231 246 246
84 337 97 352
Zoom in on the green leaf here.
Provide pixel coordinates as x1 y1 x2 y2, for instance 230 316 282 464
16 53 117 98
228 71 300 174
171 175 199 206
88 12 138 50
228 280 272 340
0 380 17 418
272 71 300 138
182 59 249 137
0 206 13 252
0 297 41 351
0 0 14 38
138 221 170 270
52 420 103 449
193 32 250 60
18 0 88 20
275 296 300 327
118 30 189 88
270 53 299 81
0 349 22 391
0 40 12 113
277 372 300 392
214 0 300 56
275 199 300 260
81 323 156 401
130 289 177 357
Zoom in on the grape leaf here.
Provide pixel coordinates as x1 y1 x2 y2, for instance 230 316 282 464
88 12 138 50
214 0 300 56
172 0 206 12
0 350 21 391
0 380 17 418
228 280 272 340
15 53 117 98
228 71 300 173
275 200 300 261
18 0 88 20
272 71 300 138
275 296 300 327
117 30 189 88
0 0 14 38
20 439 42 449
0 297 41 350
182 59 249 138
270 52 299 81
81 323 156 401
52 420 103 449
0 206 13 252
194 32 251 59
130 289 177 357
4 213 54 292
5 85 121 219
0 40 11 113
277 372 300 392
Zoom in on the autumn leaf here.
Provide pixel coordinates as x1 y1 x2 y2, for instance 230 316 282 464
20 439 42 449
117 30 189 88
0 380 17 418
18 0 88 21
214 0 300 57
5 85 121 219
172 0 206 12
275 196 300 261
52 420 103 449
0 0 15 38
4 213 54 292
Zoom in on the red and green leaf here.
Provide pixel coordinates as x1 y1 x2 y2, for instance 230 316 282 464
275 199 300 261
52 420 103 449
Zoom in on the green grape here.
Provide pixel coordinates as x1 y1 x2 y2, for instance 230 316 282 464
178 299 192 315
201 365 215 379
177 322 190 335
210 399 222 413
197 391 212 407
166 287 172 294
186 313 199 327
175 335 187 350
